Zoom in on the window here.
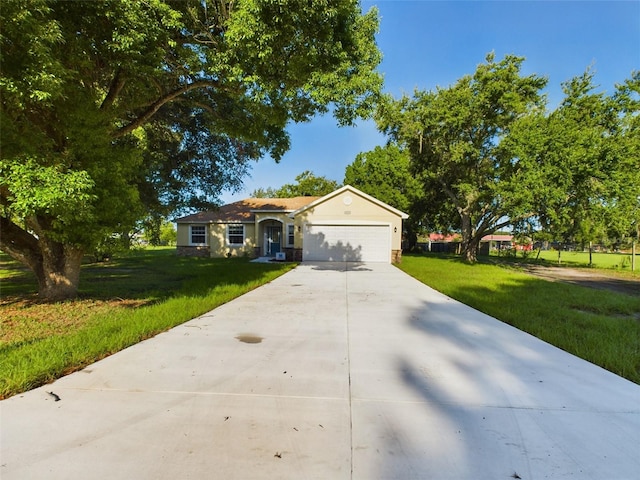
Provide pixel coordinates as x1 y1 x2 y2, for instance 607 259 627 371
190 225 206 245
287 224 295 247
228 224 244 245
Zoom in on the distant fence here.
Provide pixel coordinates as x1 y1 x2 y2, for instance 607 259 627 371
416 242 461 254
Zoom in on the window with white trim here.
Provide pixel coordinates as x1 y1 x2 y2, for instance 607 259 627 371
286 224 295 247
190 225 207 245
227 224 244 245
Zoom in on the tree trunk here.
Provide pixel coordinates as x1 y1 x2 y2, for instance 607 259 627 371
462 237 480 262
459 213 479 262
0 217 84 301
36 240 84 301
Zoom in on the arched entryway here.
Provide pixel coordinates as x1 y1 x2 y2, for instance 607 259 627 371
258 219 283 257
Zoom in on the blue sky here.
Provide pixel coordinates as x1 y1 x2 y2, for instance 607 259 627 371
221 0 640 203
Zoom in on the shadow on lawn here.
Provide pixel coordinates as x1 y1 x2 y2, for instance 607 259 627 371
424 277 639 384
1 252 290 303
514 265 640 297
0 251 296 399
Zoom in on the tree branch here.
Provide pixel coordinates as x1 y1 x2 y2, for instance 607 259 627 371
439 179 463 213
0 216 42 272
112 80 221 138
100 68 126 110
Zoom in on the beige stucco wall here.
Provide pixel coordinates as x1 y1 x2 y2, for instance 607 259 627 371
254 212 295 254
177 222 256 257
210 223 256 257
292 190 404 250
177 188 405 260
254 212 292 225
176 223 191 246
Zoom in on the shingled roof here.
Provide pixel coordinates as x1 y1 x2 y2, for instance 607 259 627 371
176 196 320 223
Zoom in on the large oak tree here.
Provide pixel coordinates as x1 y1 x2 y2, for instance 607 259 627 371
0 0 382 300
378 55 638 262
378 53 547 261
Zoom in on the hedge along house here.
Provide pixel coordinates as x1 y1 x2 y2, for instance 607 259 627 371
175 185 409 263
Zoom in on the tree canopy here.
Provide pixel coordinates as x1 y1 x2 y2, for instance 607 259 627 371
507 70 640 250
378 53 547 261
377 54 639 261
0 0 382 299
343 144 424 248
344 144 418 212
251 170 341 198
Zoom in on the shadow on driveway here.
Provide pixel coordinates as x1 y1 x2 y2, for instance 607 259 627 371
373 294 640 479
305 261 373 272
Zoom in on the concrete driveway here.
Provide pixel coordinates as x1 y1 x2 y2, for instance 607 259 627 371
1 262 639 479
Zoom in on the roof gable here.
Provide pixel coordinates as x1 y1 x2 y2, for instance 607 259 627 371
176 196 320 223
289 185 409 219
176 187 409 224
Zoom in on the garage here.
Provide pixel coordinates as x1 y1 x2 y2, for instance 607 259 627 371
303 224 391 262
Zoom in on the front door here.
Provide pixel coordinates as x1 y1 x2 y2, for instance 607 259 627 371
265 226 281 256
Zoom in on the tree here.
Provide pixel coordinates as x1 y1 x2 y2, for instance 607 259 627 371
507 70 640 260
344 144 424 248
141 217 177 247
250 170 341 198
250 187 280 198
0 0 382 300
378 53 547 261
607 73 640 244
344 144 417 211
513 72 611 254
159 221 178 247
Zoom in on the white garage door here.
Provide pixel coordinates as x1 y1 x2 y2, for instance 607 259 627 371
303 224 390 262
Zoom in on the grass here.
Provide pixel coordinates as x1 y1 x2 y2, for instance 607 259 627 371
0 248 296 399
3 248 639 397
492 249 639 274
398 253 640 384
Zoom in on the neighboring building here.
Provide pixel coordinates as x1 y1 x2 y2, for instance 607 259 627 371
175 185 408 263
419 233 532 254
480 234 514 253
479 234 533 255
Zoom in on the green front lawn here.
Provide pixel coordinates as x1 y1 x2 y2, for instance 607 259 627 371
398 254 640 384
2 249 638 398
0 248 296 399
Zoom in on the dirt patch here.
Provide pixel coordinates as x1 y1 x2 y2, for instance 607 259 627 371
517 264 640 297
0 297 150 344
